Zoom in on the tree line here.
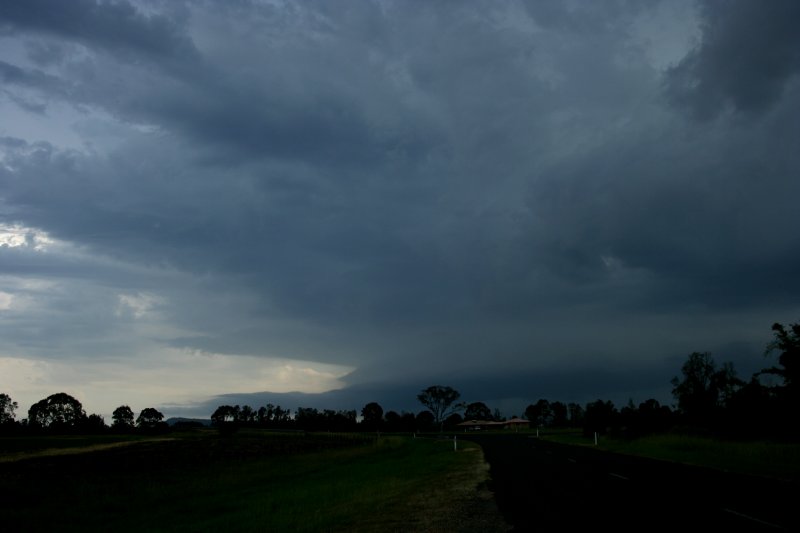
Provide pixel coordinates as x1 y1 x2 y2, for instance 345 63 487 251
579 320 798 440
1 320 796 439
0 393 167 434
372 320 798 440
208 402 436 433
418 321 798 440
442 321 797 440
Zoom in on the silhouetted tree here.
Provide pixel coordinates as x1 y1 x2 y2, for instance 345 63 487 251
765 322 800 382
726 377 775 436
415 410 435 432
671 352 742 426
137 408 164 429
295 407 321 430
763 321 800 408
296 407 356 431
361 402 383 431
83 413 107 433
210 405 238 434
266 405 291 427
619 399 638 436
238 405 256 425
112 405 135 430
320 409 356 432
568 403 585 427
333 409 357 431
384 410 400 431
211 405 238 425
525 399 553 427
551 401 568 427
383 410 416 432
400 412 416 432
464 402 492 421
584 399 617 436
28 392 86 431
0 393 18 425
444 413 464 429
417 385 464 431
637 399 673 435
524 404 536 424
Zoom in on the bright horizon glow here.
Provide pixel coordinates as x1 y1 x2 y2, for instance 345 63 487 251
0 351 354 421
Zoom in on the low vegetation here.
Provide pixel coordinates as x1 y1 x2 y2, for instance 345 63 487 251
0 430 498 532
540 430 800 481
0 433 150 456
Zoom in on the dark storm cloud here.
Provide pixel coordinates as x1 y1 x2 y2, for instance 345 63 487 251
0 0 199 64
1 1 443 166
521 0 656 31
528 98 800 310
664 0 800 119
23 40 70 67
3 0 797 323
1 0 799 414
3 2 529 324
2 4 794 325
0 59 69 94
0 136 28 149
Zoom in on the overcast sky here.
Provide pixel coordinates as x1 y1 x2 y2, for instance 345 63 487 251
1 0 799 420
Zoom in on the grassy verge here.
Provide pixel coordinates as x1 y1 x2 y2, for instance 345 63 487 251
0 432 502 532
541 431 800 480
0 433 152 455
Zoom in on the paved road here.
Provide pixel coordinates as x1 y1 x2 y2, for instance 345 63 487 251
464 434 798 532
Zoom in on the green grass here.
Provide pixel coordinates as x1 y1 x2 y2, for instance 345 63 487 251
541 431 800 480
0 433 151 454
0 432 491 532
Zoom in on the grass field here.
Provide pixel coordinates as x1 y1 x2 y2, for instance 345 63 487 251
0 431 502 532
540 430 800 481
0 433 165 463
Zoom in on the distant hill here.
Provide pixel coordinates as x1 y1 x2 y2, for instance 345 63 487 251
166 417 212 427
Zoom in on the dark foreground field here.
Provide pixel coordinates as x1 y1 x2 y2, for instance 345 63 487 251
9 430 794 532
0 430 507 532
468 434 799 532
